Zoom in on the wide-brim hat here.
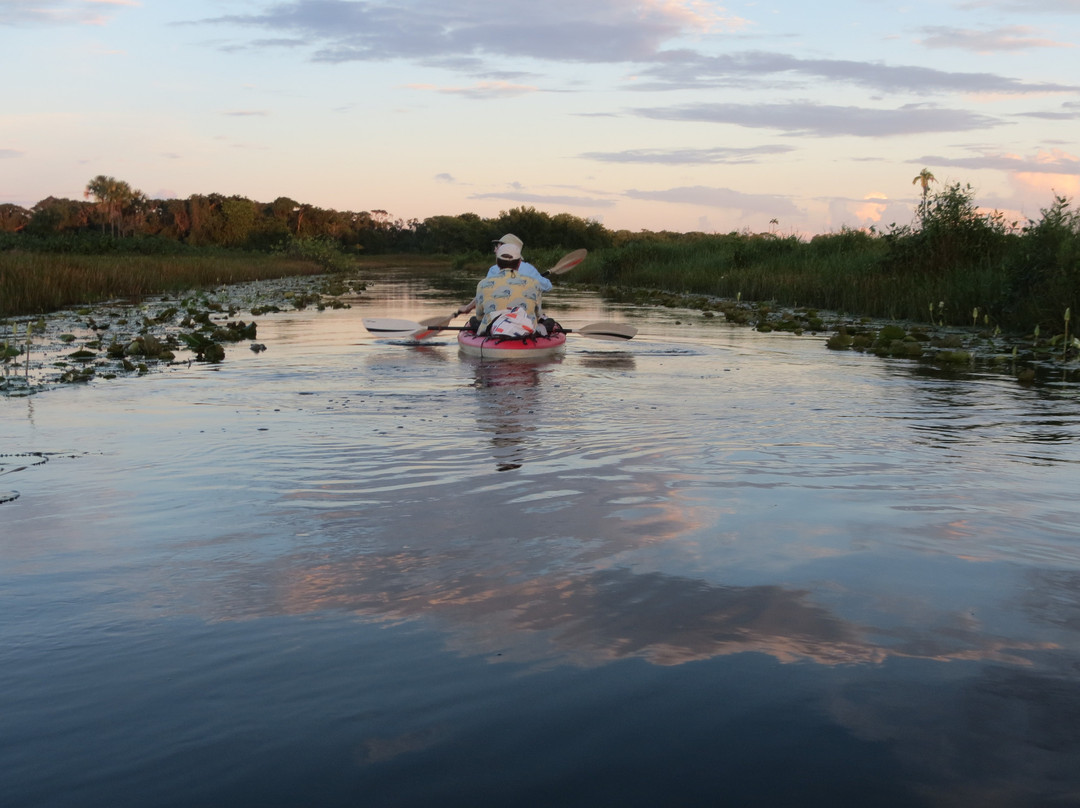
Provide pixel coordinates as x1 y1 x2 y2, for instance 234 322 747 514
495 233 524 248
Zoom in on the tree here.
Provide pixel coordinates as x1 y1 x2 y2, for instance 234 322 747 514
27 196 92 235
416 213 488 253
84 175 139 237
912 168 937 220
187 193 227 246
143 198 191 240
220 196 258 246
0 203 31 233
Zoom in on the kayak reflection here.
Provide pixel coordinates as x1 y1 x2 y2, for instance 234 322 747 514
468 356 561 471
577 349 637 372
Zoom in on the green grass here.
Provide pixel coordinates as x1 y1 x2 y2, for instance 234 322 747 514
0 252 329 317
570 210 1077 337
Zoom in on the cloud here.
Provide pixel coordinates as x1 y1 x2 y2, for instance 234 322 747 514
0 149 25 159
634 50 1079 95
1010 170 1080 204
469 190 616 208
1016 101 1080 120
580 145 796 165
435 173 456 183
221 110 271 117
196 0 738 64
917 25 1072 52
1 0 138 26
913 149 1080 175
188 1 1078 106
635 102 1003 138
624 186 802 217
957 0 1080 12
823 193 913 230
248 38 309 49
405 81 541 99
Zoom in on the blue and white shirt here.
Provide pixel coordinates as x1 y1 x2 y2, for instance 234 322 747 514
485 261 552 292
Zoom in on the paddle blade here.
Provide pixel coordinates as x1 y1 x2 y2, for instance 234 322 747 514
574 321 637 341
412 314 455 339
362 317 426 338
547 248 587 276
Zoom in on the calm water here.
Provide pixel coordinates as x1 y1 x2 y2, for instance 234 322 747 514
3 271 1080 807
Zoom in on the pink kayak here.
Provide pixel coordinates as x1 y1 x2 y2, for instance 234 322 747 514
457 329 567 359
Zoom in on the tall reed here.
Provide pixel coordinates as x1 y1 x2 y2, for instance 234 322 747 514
570 189 1078 337
0 253 327 317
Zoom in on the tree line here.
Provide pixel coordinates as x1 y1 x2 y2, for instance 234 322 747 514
0 175 616 255
3 173 1078 333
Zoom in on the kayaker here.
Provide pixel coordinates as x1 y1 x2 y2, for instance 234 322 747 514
463 242 551 336
486 234 553 292
455 234 551 320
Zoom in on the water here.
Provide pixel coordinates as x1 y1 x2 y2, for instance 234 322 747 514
4 271 1080 807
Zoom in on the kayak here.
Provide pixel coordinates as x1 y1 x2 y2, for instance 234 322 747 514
457 329 567 359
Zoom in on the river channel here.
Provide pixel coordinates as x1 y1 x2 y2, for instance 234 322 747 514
3 269 1080 806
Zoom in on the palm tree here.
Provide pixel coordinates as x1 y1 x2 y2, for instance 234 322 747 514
84 175 138 237
912 168 936 218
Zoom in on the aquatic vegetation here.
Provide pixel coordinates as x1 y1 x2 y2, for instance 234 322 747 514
0 252 329 317
1065 307 1072 362
826 328 853 350
178 332 225 363
210 321 257 342
123 334 173 360
59 366 95 383
935 350 972 364
1 267 369 394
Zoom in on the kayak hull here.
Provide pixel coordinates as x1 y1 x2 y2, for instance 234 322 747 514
457 330 567 359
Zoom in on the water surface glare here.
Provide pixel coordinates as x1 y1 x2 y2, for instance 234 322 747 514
4 273 1080 807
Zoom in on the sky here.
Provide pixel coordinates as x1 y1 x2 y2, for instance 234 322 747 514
2 0 1080 236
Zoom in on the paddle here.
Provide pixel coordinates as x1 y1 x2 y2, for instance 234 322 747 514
411 313 456 339
362 317 637 342
543 247 587 277
410 249 590 339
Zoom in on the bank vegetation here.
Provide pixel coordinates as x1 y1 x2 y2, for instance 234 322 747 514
2 175 1078 347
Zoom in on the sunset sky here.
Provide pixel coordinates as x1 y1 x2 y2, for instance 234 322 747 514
3 0 1079 235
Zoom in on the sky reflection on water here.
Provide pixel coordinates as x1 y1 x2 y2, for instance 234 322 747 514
3 273 1080 806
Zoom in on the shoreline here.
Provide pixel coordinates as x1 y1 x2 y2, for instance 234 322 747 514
1 272 361 396
592 285 1080 389
4 272 1078 396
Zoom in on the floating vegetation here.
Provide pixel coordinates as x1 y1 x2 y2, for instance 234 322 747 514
826 328 853 350
2 271 363 394
59 366 96 383
178 333 226 363
600 283 1075 386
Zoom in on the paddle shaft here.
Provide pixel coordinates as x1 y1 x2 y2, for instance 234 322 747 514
362 317 636 341
427 324 635 340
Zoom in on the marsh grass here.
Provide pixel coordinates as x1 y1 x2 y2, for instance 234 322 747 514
572 188 1079 339
576 238 1020 328
1 253 328 317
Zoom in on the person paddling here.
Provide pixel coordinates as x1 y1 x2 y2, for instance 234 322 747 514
486 234 552 291
463 242 552 337
456 234 551 320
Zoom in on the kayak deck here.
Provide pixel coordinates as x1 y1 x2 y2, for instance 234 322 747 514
457 329 567 359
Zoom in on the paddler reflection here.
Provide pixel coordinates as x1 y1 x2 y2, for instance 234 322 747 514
469 356 561 471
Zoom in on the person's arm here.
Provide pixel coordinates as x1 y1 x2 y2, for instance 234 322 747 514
522 262 553 292
456 299 477 315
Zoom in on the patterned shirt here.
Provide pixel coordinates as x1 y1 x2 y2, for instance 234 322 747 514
475 271 543 333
